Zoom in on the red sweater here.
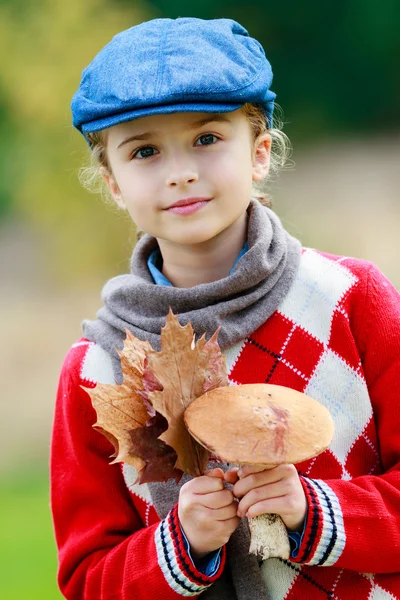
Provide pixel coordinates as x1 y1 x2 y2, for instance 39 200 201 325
50 249 400 599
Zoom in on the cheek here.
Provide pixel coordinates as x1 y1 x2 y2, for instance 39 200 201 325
117 187 154 231
126 201 154 232
213 145 253 182
116 170 154 208
117 169 146 197
221 159 254 197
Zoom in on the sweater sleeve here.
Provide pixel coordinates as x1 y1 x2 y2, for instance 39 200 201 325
50 344 226 600
291 263 400 573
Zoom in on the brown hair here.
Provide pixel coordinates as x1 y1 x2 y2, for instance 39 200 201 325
79 103 292 238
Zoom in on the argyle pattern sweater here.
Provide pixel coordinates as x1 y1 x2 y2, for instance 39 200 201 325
50 249 400 599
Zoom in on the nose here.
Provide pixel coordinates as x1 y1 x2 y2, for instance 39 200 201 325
165 153 199 187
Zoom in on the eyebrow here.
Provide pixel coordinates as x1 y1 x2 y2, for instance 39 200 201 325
117 115 232 149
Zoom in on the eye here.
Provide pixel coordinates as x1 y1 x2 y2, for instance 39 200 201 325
131 146 158 160
195 134 219 147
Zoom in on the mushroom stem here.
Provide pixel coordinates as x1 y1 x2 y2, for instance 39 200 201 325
248 513 290 560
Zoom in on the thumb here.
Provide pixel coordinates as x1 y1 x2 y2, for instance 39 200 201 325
224 468 239 485
205 467 225 479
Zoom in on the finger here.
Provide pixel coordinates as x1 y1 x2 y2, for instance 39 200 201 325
188 474 225 494
239 463 297 480
205 467 225 479
243 498 306 531
236 482 288 517
224 469 239 485
200 488 236 509
239 495 306 529
237 464 276 479
218 515 241 531
237 494 286 519
233 469 284 499
208 503 239 521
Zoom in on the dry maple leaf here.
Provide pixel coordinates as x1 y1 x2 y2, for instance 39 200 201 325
83 331 152 473
84 310 228 482
144 309 229 477
129 413 182 484
129 365 183 484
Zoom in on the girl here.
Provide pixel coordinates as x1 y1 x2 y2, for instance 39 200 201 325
50 17 400 600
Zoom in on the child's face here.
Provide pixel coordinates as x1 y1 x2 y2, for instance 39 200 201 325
102 109 271 247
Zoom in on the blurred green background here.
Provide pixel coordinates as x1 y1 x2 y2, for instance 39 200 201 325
0 0 399 597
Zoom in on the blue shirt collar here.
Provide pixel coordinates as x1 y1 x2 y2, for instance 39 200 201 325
148 242 248 286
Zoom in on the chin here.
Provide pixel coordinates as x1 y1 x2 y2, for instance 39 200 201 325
169 229 219 246
175 235 213 246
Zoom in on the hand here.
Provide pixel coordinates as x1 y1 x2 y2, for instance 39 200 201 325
178 467 241 560
225 464 307 532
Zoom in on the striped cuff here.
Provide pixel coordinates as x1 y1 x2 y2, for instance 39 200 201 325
288 504 307 558
180 525 222 576
290 477 346 567
154 504 226 597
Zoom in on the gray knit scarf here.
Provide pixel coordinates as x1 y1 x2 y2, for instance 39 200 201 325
82 199 301 598
82 198 302 387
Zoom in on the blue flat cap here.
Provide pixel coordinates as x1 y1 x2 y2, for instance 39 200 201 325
71 17 276 146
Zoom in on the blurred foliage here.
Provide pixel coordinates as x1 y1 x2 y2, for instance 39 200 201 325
0 0 398 282
0 470 63 599
0 0 155 281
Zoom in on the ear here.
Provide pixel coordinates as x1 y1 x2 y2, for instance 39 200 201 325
99 167 127 210
252 133 272 182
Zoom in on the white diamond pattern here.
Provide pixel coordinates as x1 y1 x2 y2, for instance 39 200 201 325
278 250 357 343
81 342 116 384
368 585 397 600
305 349 372 465
260 559 299 600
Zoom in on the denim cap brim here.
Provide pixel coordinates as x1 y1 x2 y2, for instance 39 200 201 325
71 17 276 148
82 101 247 133
80 101 269 147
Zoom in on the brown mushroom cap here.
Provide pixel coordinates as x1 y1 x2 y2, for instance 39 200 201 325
184 384 334 465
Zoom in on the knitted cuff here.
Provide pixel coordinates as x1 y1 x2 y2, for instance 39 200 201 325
290 476 346 567
154 503 226 596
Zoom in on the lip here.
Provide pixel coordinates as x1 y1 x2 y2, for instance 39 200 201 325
166 197 212 209
165 197 212 216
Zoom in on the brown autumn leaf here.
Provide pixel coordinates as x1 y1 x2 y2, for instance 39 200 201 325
129 413 183 484
144 309 229 477
84 310 229 482
129 363 183 484
83 330 152 473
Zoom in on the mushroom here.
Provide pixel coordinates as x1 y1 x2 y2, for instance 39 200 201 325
184 383 334 560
